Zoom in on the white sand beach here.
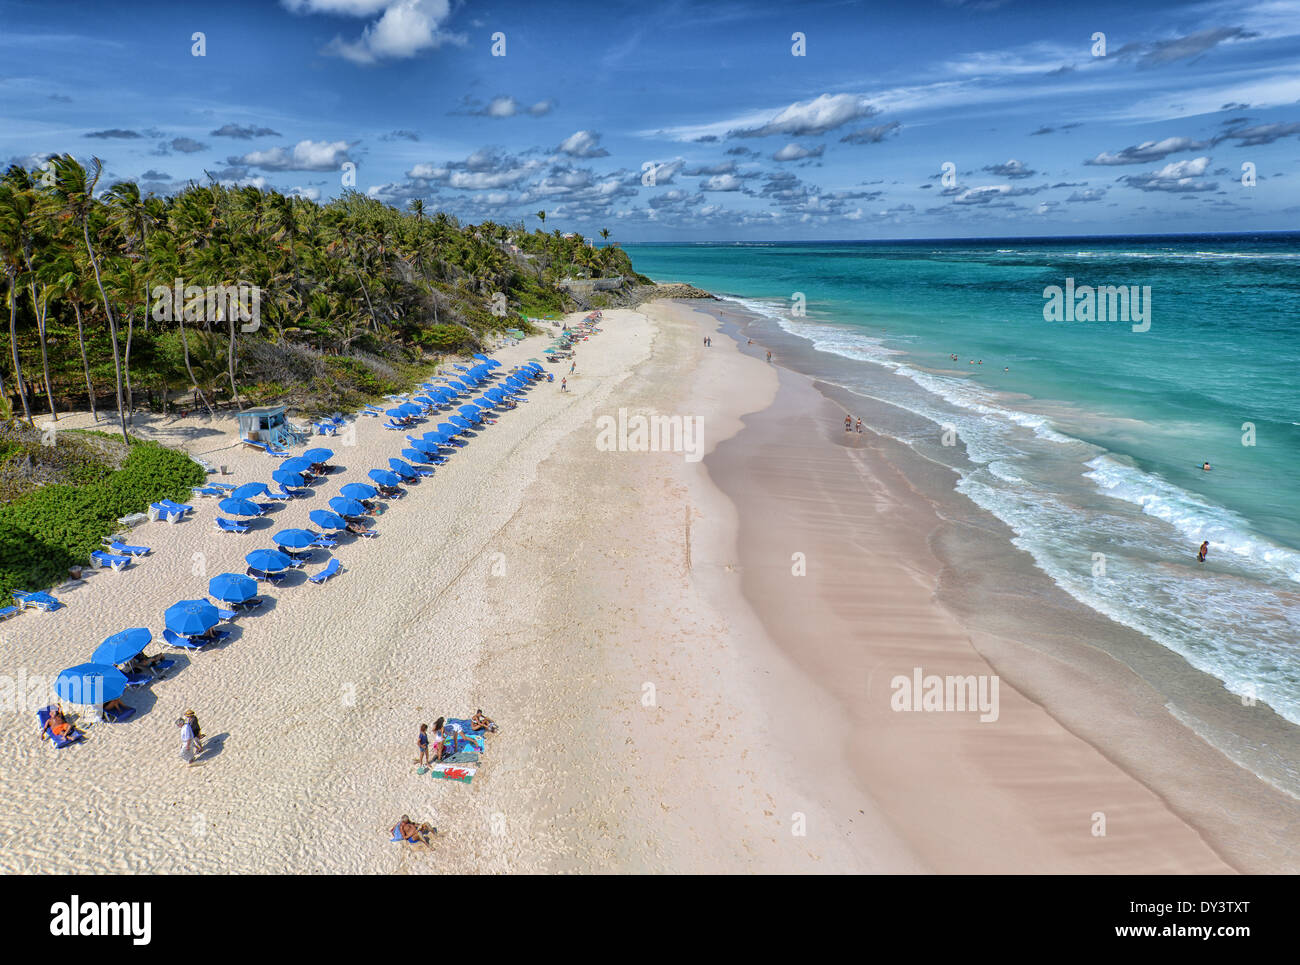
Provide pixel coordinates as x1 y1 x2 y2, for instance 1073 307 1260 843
3 299 1284 874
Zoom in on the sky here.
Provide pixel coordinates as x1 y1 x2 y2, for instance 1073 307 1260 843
2 0 1300 241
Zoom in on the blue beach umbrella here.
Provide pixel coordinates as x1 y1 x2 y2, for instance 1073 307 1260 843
310 509 348 531
406 438 438 453
402 447 433 464
303 447 333 463
92 628 152 666
368 469 401 488
340 482 378 500
448 416 471 430
209 573 259 603
54 663 127 705
231 481 269 499
385 407 407 419
389 458 418 477
271 469 305 488
329 496 367 518
436 422 462 436
453 364 471 372
219 497 263 517
398 403 422 417
473 353 491 362
280 456 314 475
458 404 481 418
165 598 220 636
244 549 294 574
273 528 318 550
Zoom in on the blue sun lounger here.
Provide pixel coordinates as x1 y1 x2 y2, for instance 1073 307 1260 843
150 502 186 524
13 590 61 612
263 489 292 502
308 558 341 585
233 597 264 613
216 517 250 534
242 439 290 457
0 605 19 620
160 499 193 516
277 483 309 499
123 668 153 689
191 486 225 498
91 550 133 572
246 566 287 585
163 628 211 652
216 607 239 624
37 706 84 748
311 534 338 549
108 540 151 557
382 420 404 431
101 703 136 723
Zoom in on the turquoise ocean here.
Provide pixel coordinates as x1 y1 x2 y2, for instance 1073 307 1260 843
624 236 1300 731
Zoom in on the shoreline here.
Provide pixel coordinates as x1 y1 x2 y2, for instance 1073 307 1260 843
688 296 1299 872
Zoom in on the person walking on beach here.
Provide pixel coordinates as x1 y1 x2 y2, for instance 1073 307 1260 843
414 723 429 766
844 415 852 432
856 418 863 433
561 377 568 392
177 709 203 765
1198 541 1209 563
766 350 772 363
431 717 447 762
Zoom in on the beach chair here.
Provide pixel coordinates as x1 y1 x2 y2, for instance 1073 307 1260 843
215 607 239 624
311 535 338 549
351 526 378 539
151 657 176 678
381 420 404 431
37 707 84 749
150 502 185 524
101 703 136 724
308 558 341 585
263 489 292 502
210 482 236 492
163 628 209 652
107 540 151 557
191 486 224 498
245 566 287 585
313 421 338 436
90 550 133 572
123 669 153 689
160 499 193 516
13 590 61 612
278 483 309 499
0 604 21 620
243 439 290 458
215 517 250 534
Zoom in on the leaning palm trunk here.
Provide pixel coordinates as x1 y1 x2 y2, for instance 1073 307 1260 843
226 315 242 411
353 265 379 331
82 220 128 443
27 282 58 420
122 302 135 423
6 273 32 424
72 301 97 422
178 315 213 416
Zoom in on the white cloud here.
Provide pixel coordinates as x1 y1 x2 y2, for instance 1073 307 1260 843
773 142 824 161
556 130 609 158
240 139 353 171
316 0 465 65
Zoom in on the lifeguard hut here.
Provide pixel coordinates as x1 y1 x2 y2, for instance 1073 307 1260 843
237 406 298 450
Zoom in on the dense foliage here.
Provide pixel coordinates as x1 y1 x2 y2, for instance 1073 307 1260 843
0 155 644 432
0 437 203 599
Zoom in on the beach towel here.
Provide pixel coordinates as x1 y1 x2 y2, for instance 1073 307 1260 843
428 762 476 784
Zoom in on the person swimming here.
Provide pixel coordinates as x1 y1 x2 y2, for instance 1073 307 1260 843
1202 461 1211 471
1198 541 1209 563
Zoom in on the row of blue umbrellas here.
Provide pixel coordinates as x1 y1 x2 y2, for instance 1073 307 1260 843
54 359 528 707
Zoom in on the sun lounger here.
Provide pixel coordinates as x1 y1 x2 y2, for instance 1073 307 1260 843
0 604 19 620
149 502 185 524
262 490 292 502
13 590 61 612
151 657 176 677
308 558 341 585
245 566 287 585
191 486 225 498
123 669 153 689
160 499 193 515
37 706 84 748
215 607 239 623
277 484 309 499
215 517 250 534
107 540 150 557
242 439 290 457
163 628 210 652
101 703 136 723
233 597 264 612
311 535 338 549
381 420 404 431
90 550 133 572
313 422 338 435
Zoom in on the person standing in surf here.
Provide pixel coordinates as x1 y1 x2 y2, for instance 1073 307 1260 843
1198 541 1209 563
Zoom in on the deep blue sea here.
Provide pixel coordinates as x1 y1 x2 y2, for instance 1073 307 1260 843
625 235 1300 728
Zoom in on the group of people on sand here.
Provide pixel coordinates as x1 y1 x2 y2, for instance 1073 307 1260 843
395 710 497 851
843 415 862 433
413 710 496 767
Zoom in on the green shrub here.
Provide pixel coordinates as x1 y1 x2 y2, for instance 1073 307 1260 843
0 441 204 600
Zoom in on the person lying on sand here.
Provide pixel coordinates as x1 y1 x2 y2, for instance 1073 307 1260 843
471 709 497 733
345 521 372 537
103 698 128 713
394 816 436 849
42 706 80 741
124 652 165 673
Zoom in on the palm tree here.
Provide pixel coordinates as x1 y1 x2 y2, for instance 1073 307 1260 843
0 182 34 423
51 154 128 442
536 210 546 227
600 228 610 243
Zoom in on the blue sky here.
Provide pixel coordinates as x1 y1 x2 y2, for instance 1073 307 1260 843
2 0 1299 240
